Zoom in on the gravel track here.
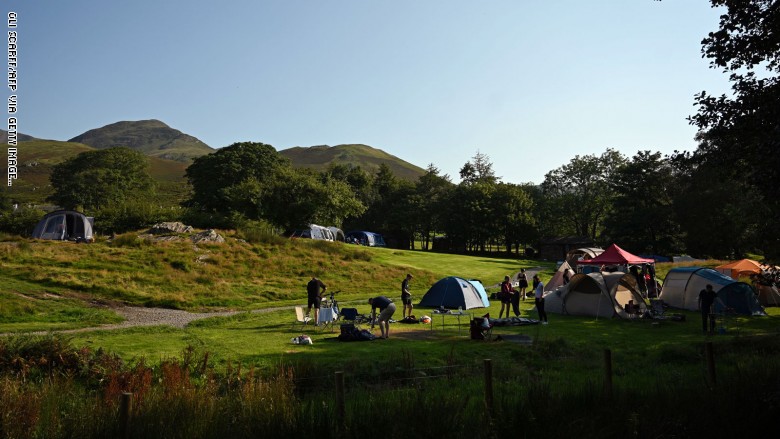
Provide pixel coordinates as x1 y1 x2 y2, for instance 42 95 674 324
2 306 292 336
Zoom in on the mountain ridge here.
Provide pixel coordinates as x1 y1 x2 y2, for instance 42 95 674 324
68 119 214 162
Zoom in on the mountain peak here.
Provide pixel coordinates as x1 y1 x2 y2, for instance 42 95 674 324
68 120 213 162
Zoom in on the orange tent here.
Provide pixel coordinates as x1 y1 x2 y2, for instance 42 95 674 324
715 259 762 279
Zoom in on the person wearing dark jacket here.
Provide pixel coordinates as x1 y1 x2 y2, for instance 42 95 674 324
698 284 718 334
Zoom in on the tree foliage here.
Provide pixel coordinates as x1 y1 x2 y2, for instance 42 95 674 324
540 149 626 240
49 147 155 211
689 0 780 259
603 151 683 256
185 142 289 220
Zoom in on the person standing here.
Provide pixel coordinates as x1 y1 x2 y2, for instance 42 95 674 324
401 273 414 319
510 275 522 317
698 284 718 334
533 274 548 324
368 295 396 339
306 275 327 326
517 268 529 301
499 275 516 318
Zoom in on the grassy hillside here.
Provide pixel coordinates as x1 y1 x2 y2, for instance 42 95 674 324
0 129 36 143
5 139 190 205
5 140 95 204
0 235 539 331
69 119 213 162
279 144 426 181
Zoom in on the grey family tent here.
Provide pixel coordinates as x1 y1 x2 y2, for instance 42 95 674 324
345 230 386 247
418 277 490 310
565 247 604 268
543 272 647 319
327 227 345 242
31 210 93 242
659 267 766 316
756 284 780 307
289 224 336 241
545 261 575 292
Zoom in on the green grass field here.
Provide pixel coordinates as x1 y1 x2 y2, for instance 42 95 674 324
2 236 779 438
2 234 776 383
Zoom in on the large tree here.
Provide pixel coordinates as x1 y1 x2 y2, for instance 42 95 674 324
689 0 780 259
411 164 453 250
185 142 289 221
540 149 626 240
603 151 683 256
49 147 155 211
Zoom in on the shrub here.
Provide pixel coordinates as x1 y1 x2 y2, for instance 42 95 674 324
236 220 286 245
0 207 46 236
93 201 179 235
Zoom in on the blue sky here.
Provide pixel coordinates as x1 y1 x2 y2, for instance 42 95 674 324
9 0 730 184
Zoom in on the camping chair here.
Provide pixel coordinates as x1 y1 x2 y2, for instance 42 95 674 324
649 299 666 318
470 313 493 341
339 307 361 329
291 306 311 331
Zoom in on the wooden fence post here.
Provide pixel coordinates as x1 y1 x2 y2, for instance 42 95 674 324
119 392 133 439
705 342 716 387
335 371 345 431
484 359 493 414
603 349 613 400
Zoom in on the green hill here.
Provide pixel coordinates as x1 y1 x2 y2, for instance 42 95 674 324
6 139 189 205
68 119 213 162
279 144 426 181
0 129 36 143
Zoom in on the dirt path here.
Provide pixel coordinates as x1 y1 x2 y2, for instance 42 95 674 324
3 305 293 336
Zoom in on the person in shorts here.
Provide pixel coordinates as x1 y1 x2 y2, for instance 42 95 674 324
306 276 326 325
368 296 396 339
517 268 529 301
401 274 413 319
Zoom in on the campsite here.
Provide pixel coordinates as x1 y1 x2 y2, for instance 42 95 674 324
1 235 778 438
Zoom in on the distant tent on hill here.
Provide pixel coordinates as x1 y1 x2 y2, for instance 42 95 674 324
544 272 647 319
659 267 766 316
31 210 93 242
418 277 490 310
345 230 386 247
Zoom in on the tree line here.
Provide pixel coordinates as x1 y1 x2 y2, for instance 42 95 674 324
1 0 777 261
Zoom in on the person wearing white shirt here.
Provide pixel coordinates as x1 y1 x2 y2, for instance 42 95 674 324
533 274 548 324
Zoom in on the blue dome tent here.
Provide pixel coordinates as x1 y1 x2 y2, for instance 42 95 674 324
418 277 490 310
